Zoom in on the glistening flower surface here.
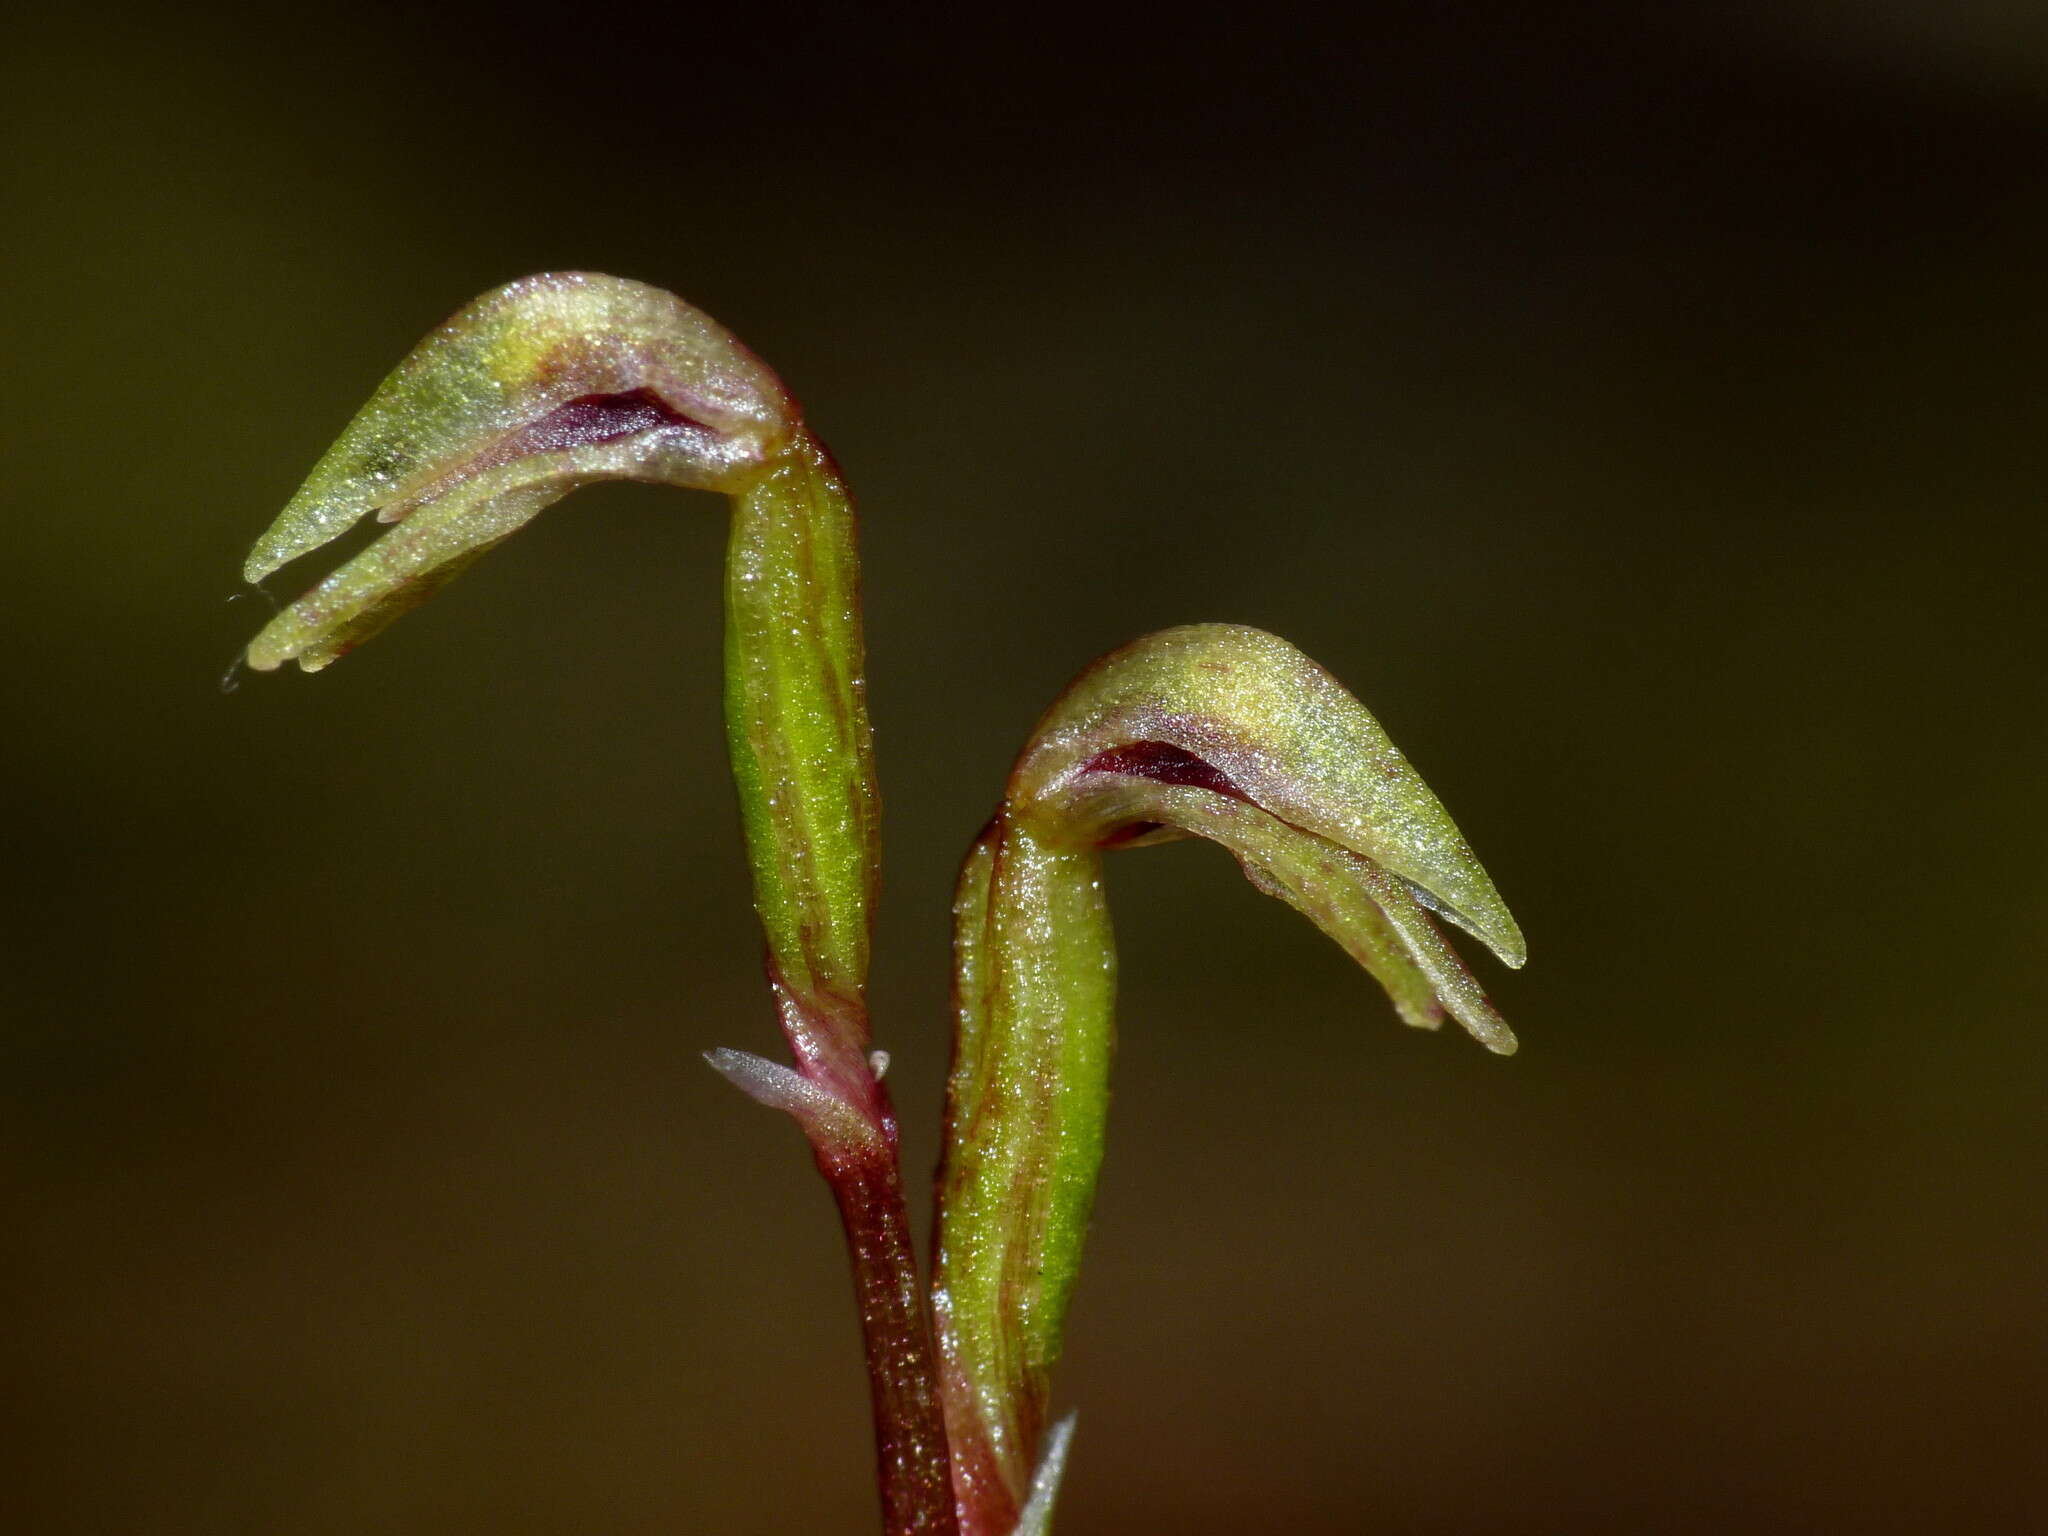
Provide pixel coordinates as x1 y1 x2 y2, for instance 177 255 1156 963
243 273 795 672
237 272 948 1536
932 623 1523 1531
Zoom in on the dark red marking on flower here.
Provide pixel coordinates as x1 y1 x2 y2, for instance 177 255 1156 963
1099 819 1165 847
475 388 707 470
1082 741 1249 800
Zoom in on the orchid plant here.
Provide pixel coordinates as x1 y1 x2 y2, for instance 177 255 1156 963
235 273 1526 1536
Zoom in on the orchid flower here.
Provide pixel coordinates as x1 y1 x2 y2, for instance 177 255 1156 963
931 622 1522 1531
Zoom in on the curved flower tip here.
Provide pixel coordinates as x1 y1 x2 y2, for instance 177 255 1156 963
1013 622 1524 1052
240 272 800 672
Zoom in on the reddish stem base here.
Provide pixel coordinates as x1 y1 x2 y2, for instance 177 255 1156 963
814 1122 961 1536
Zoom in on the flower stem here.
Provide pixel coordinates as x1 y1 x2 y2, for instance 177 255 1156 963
762 981 960 1535
813 1094 961 1536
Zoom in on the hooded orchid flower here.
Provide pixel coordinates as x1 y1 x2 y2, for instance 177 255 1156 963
932 623 1522 1531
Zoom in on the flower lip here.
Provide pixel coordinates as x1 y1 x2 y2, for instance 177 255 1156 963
1077 737 1520 971
455 386 710 478
1080 741 1250 801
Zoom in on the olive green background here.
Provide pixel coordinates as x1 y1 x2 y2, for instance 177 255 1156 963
6 5 2043 1531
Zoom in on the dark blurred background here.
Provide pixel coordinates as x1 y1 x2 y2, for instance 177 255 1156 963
6 3 2044 1531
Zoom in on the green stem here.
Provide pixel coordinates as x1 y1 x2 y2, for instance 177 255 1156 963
816 1080 962 1536
725 440 958 1535
724 433 880 1043
932 817 1115 1533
